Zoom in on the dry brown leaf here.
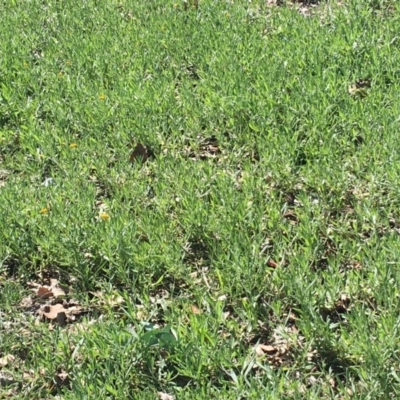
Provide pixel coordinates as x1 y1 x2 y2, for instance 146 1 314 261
42 304 66 320
191 305 202 315
254 345 265 356
25 281 84 326
255 344 277 356
283 210 298 224
136 310 145 320
350 261 362 270
37 286 53 299
157 392 175 400
183 0 198 11
20 297 33 308
52 287 66 298
90 291 124 309
0 355 15 368
0 373 16 387
19 328 31 336
22 371 35 381
67 305 83 313
49 278 58 287
55 370 70 387
348 79 371 97
130 143 149 163
308 375 318 386
49 279 67 297
185 135 221 160
50 278 58 288
267 259 278 268
33 279 67 299
260 344 277 354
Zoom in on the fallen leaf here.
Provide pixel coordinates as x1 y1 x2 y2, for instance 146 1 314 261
308 375 318 386
130 143 149 163
25 282 85 326
22 371 35 381
348 79 371 98
49 279 67 297
65 305 84 315
89 291 124 309
37 286 53 299
0 373 16 387
19 328 31 336
191 305 202 315
0 170 10 189
20 297 33 308
255 344 277 356
283 210 298 223
267 259 278 268
55 370 70 387
186 135 221 160
0 355 15 368
254 345 265 356
42 304 66 320
33 279 67 299
52 287 66 297
350 261 362 270
157 392 175 400
183 0 199 11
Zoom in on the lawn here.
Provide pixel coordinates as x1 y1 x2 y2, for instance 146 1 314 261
1 0 400 398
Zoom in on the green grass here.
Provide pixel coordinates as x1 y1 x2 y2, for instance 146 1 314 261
1 0 400 398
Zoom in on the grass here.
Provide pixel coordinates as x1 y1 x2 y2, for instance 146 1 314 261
1 0 400 398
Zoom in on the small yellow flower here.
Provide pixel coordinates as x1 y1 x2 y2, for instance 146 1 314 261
40 207 49 214
99 95 106 101
69 143 77 148
100 212 110 221
66 60 71 66
58 71 63 77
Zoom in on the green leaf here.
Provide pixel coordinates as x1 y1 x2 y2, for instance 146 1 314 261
140 324 177 351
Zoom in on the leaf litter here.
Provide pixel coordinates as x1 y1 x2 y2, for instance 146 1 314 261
0 354 15 368
129 142 152 163
20 279 86 327
0 169 10 189
29 278 68 299
253 322 303 368
158 392 175 400
348 78 371 98
185 135 222 161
